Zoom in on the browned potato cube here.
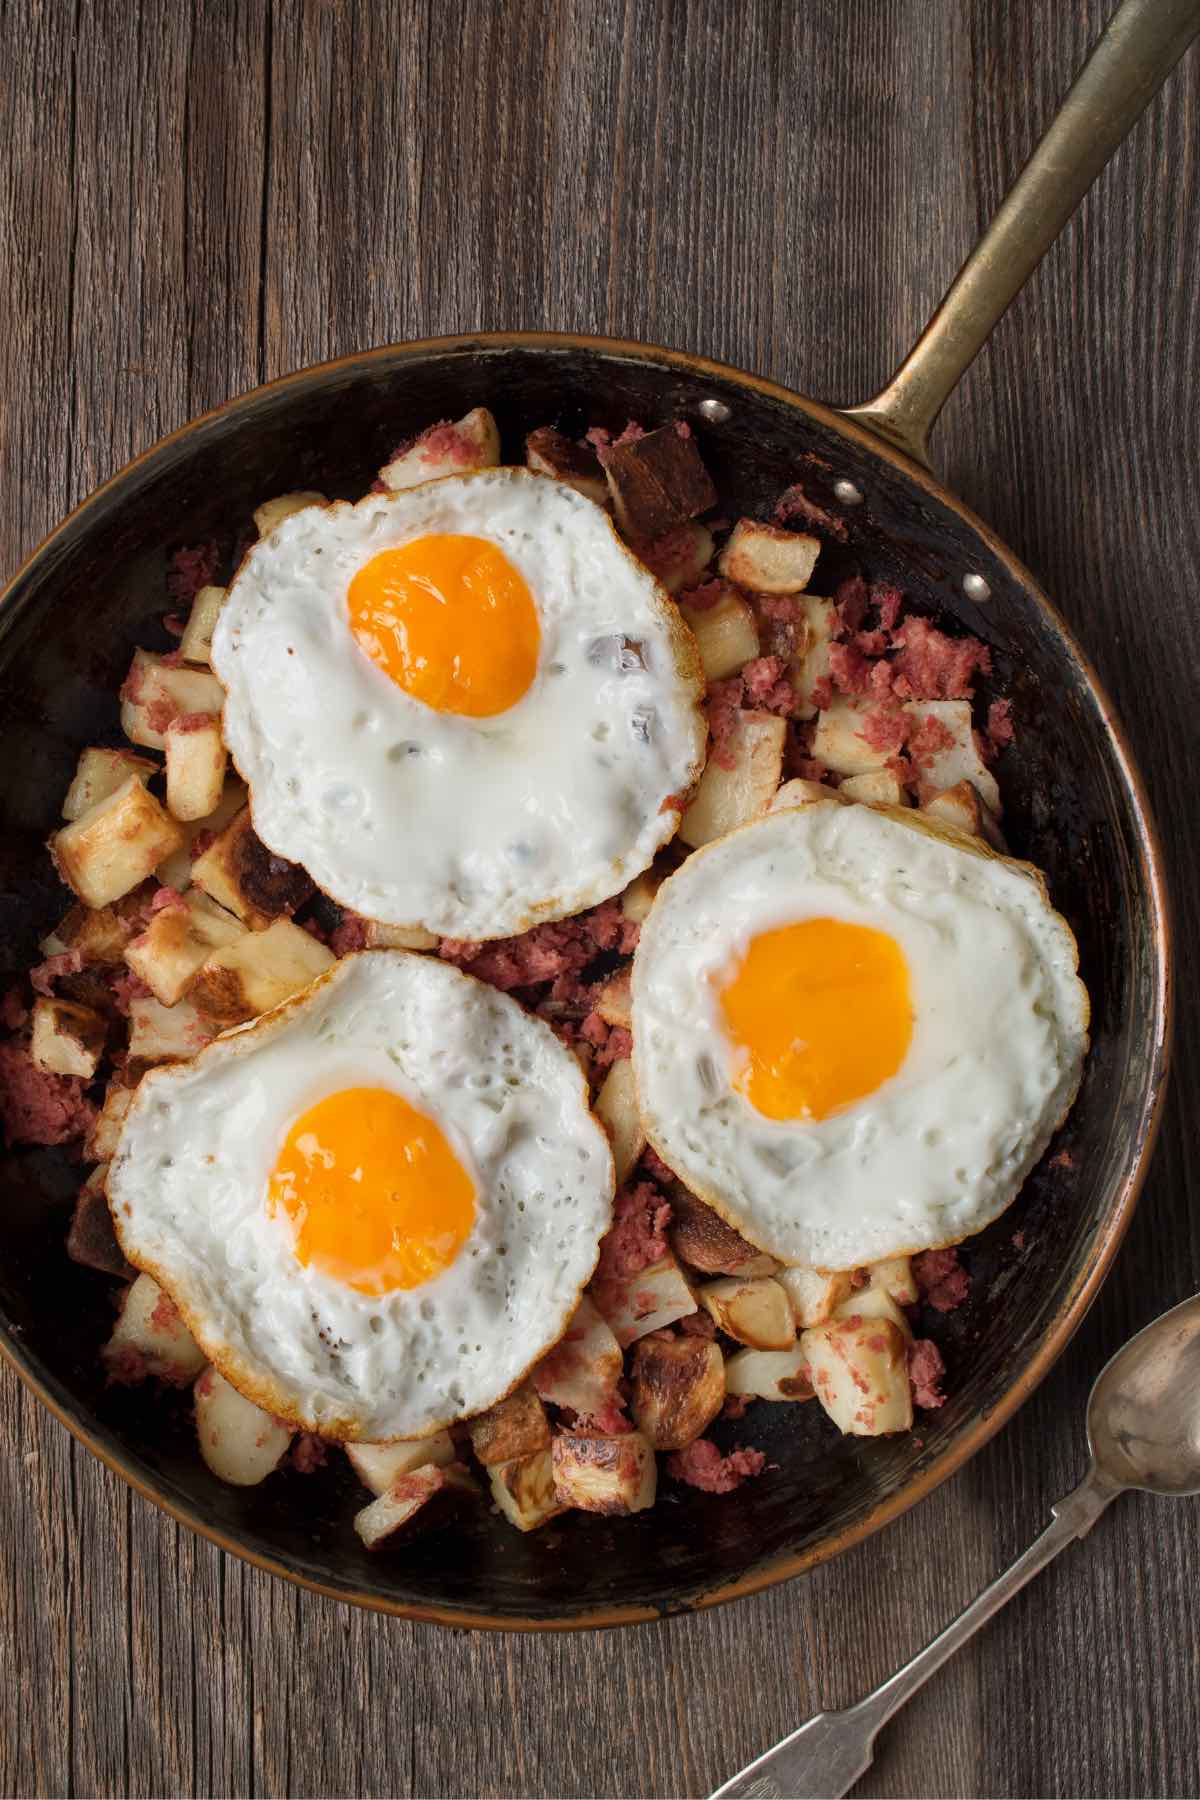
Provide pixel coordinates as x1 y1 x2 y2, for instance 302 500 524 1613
66 1165 133 1279
190 919 335 1028
724 1344 814 1402
379 408 500 492
346 1432 456 1496
30 996 107 1079
905 700 1001 814
120 650 225 751
86 1075 139 1162
156 777 248 891
179 585 226 666
801 1317 913 1436
679 585 761 681
165 715 228 822
719 519 820 594
679 711 786 849
776 1266 853 1329
593 1058 645 1185
524 427 608 506
488 1448 566 1532
669 1188 765 1277
630 1334 724 1451
789 595 837 718
922 778 1007 850
698 1276 795 1349
592 1252 697 1348
869 1256 918 1306
124 888 247 1006
811 698 891 778
551 1430 657 1515
102 1273 207 1386
604 427 717 542
833 1285 911 1336
840 770 910 806
51 776 184 909
62 747 157 821
253 491 326 537
40 886 154 966
353 1464 477 1548
127 994 212 1063
593 967 631 1030
190 805 314 929
467 1384 551 1467
532 1296 624 1417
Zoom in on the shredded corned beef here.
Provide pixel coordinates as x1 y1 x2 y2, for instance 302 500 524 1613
667 1439 766 1494
291 1434 327 1473
578 1393 631 1435
773 483 848 541
147 885 187 916
29 950 84 995
912 1247 970 1313
437 899 637 993
875 585 904 632
167 542 220 608
300 917 330 945
109 970 152 1015
908 1338 947 1410
720 1392 750 1419
330 913 370 957
987 698 1015 751
0 1041 97 1146
640 525 704 585
594 1180 672 1284
168 711 214 734
757 592 802 624
585 420 646 465
0 989 29 1032
740 655 795 713
145 697 178 735
835 575 870 634
1011 1230 1026 1250
906 712 956 765
586 1020 632 1067
641 1145 676 1185
104 1343 148 1387
705 678 745 770
163 612 187 638
889 615 991 700
679 578 724 611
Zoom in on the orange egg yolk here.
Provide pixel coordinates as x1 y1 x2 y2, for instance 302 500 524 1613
267 1086 476 1295
346 533 540 718
719 918 913 1122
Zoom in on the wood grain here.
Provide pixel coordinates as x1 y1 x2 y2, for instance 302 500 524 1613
1 1 1198 1795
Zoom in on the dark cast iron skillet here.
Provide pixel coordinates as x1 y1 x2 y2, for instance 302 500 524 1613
0 0 1191 1629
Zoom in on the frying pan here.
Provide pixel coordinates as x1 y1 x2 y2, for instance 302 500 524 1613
0 0 1190 1629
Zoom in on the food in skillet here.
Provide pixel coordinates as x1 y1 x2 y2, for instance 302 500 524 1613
0 405 1086 1543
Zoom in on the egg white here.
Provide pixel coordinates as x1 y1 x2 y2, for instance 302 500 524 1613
212 469 705 939
632 802 1089 1270
106 951 614 1439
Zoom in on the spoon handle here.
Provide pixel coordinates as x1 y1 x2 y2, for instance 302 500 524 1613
709 1467 1120 1799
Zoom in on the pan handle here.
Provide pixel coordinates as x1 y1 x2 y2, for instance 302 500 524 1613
842 0 1200 468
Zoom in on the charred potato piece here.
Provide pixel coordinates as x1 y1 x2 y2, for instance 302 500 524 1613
719 519 820 594
524 427 608 506
29 996 107 1079
922 778 1007 850
190 919 335 1028
86 1075 139 1162
834 1285 912 1336
551 1430 657 1515
698 1275 795 1350
66 1165 133 1279
868 1256 918 1306
776 1265 853 1329
789 595 836 719
532 1295 624 1416
630 1334 725 1451
770 778 841 813
62 746 157 821
467 1384 551 1467
906 700 1001 815
127 995 212 1064
840 769 909 806
811 698 892 778
488 1448 566 1532
124 888 247 1007
593 967 631 1030
41 884 156 966
190 805 314 929
51 777 184 909
156 778 248 891
669 1188 764 1277
619 867 664 924
604 426 717 543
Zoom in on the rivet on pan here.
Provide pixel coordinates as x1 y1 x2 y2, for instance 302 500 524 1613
833 479 864 506
697 398 731 423
963 572 992 603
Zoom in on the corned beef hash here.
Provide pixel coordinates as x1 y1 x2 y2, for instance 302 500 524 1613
0 405 1087 1542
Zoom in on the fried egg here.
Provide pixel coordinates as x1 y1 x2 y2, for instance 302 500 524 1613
212 470 705 939
632 802 1088 1269
106 951 614 1439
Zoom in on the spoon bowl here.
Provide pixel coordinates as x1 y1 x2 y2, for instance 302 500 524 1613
1088 1295 1200 1497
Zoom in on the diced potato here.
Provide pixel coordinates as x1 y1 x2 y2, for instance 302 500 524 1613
769 778 840 813
40 887 153 965
190 919 334 1028
193 1366 291 1486
120 650 225 751
551 1430 657 1515
801 1317 913 1436
346 1431 455 1496
127 994 212 1063
190 805 313 929
62 747 157 821
724 1344 814 1401
923 778 1006 850
124 888 247 1007
86 1076 138 1162
811 697 891 778
532 1296 624 1417
360 920 439 951
679 711 786 849
833 1284 911 1336
669 1188 765 1277
593 1058 645 1185
524 426 608 506
643 521 715 596
619 868 664 925
165 715 227 822
467 1384 551 1467
630 1335 724 1451
488 1447 566 1532
29 996 106 1080
179 584 227 666
604 427 716 543
789 596 837 719
353 1464 476 1549
698 1276 795 1350
253 491 326 537
840 770 909 806
592 1252 697 1348
679 586 761 681
593 967 631 1030
103 1273 207 1385
156 778 249 891
869 1256 918 1306
379 407 500 493
906 700 1001 815
776 1265 853 1329
719 519 820 594
51 777 184 909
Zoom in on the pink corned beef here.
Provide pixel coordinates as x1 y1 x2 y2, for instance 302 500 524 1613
908 1338 947 1409
594 1181 672 1284
640 1146 676 1185
678 577 724 611
330 913 370 957
667 1439 766 1493
578 1393 631 1435
291 1434 328 1473
147 886 187 915
109 970 152 1015
912 1247 970 1313
835 575 869 633
772 483 848 541
705 678 745 770
0 989 29 1031
29 950 84 995
720 1393 750 1419
757 593 802 623
0 1041 97 1146
889 615 991 700
168 711 213 734
438 899 637 992
167 542 220 608
740 655 795 713
987 698 1015 750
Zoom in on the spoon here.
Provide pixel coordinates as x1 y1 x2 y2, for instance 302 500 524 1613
711 1293 1200 1799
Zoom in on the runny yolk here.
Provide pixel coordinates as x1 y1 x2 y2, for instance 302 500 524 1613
267 1086 476 1295
719 918 913 1123
346 534 540 717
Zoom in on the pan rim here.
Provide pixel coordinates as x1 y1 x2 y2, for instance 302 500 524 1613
0 328 1174 1631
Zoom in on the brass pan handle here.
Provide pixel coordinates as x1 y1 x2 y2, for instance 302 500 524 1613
843 0 1200 468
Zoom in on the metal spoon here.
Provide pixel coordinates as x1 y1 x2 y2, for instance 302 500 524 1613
711 1294 1200 1800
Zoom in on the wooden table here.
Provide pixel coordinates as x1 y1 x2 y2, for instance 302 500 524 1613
2 4 1198 1795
